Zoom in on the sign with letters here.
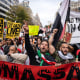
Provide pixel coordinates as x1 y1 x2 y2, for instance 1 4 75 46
0 18 4 39
0 61 80 80
6 21 21 39
66 18 80 44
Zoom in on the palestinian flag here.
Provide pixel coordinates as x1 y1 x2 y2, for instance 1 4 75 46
51 0 70 47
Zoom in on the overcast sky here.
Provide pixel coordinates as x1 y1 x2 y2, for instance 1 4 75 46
19 0 77 27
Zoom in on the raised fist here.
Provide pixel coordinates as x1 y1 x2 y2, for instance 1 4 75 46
23 20 29 34
53 29 58 35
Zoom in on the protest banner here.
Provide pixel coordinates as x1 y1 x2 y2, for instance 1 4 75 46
0 18 4 39
6 21 21 39
0 61 80 80
28 25 39 36
66 18 80 44
65 11 80 44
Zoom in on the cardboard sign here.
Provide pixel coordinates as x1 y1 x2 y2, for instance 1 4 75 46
0 61 80 80
0 18 4 39
28 25 39 36
6 21 21 39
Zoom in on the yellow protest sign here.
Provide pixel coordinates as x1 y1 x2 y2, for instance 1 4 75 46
28 25 39 36
0 18 4 39
6 21 21 39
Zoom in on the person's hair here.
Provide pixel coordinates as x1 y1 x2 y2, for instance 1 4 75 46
14 38 19 46
0 39 2 42
6 38 14 45
9 45 17 51
41 39 49 48
37 37 42 42
3 38 7 41
60 42 68 47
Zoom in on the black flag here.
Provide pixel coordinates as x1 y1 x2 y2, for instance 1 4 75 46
51 0 70 47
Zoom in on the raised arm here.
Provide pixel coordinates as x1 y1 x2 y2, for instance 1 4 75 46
49 29 58 55
23 21 35 55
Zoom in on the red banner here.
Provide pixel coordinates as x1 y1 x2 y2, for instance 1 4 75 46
0 61 80 80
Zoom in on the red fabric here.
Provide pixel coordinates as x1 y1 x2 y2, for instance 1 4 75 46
59 24 66 40
17 48 22 53
19 37 22 44
5 26 7 29
1 47 3 51
42 57 56 65
76 49 80 56
0 61 80 80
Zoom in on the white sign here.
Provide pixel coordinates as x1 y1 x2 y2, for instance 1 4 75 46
66 18 80 44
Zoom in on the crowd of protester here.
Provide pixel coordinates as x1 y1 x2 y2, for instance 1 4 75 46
0 21 78 66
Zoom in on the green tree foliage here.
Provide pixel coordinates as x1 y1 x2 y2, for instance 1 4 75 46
6 5 33 24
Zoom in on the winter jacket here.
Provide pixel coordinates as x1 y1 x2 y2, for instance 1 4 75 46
25 34 56 66
3 45 10 55
0 50 4 55
0 53 28 64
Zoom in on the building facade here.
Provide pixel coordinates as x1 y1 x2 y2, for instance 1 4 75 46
0 0 19 18
70 0 80 12
20 0 42 27
22 0 29 7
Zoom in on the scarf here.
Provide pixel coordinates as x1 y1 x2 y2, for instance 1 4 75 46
37 50 56 66
58 51 74 60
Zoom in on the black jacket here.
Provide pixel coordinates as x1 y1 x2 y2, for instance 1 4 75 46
25 34 55 66
3 45 10 55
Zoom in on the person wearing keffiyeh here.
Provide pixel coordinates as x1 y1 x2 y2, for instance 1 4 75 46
23 21 61 66
55 42 75 64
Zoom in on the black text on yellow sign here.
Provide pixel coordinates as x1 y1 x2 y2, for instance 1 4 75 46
0 18 4 38
6 21 21 39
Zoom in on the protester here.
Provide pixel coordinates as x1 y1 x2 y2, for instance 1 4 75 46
48 29 58 55
56 42 75 64
0 45 29 65
23 21 61 66
0 20 77 67
3 38 13 55
48 29 75 64
36 37 42 50
12 38 19 47
18 36 26 54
